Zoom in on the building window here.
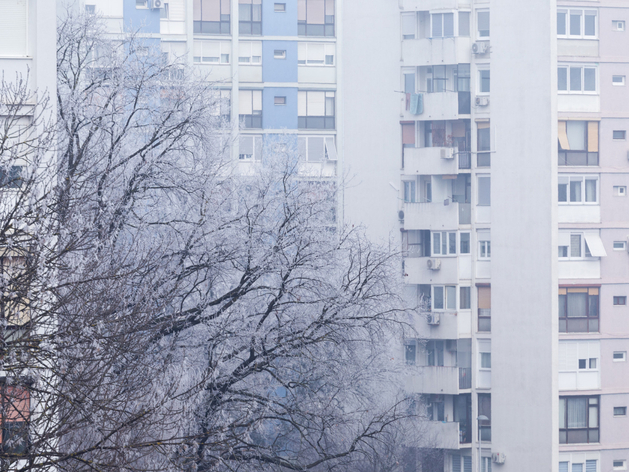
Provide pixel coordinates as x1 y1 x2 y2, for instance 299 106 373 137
432 231 457 256
459 12 470 37
613 241 627 251
557 9 597 38
194 0 231 34
431 12 454 38
239 0 262 35
238 135 262 161
460 233 470 254
614 406 627 417
478 69 490 94
424 394 445 421
85 4 96 14
558 176 598 204
238 90 262 128
298 0 335 37
297 136 337 162
558 121 599 166
0 385 29 454
613 130 627 140
433 286 456 311
614 351 627 362
559 396 599 444
298 91 335 129
614 186 627 197
160 3 170 19
558 65 597 93
452 455 473 472
559 232 606 259
238 41 262 64
274 49 286 59
613 76 626 86
477 123 490 167
478 240 491 260
403 180 416 203
478 286 491 332
274 96 286 105
560 461 598 472
405 341 417 365
614 296 627 306
477 176 490 206
478 393 491 441
460 287 471 309
298 43 335 66
193 40 230 63
613 20 625 31
477 10 489 38
614 461 627 471
136 0 148 7
274 3 286 12
559 287 599 333
401 12 416 39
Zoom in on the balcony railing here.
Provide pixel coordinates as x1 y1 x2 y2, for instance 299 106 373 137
458 151 471 169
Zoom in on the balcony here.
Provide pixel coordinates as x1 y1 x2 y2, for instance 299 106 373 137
405 366 459 395
403 147 458 175
412 310 458 339
421 421 463 450
403 202 470 230
403 256 458 285
402 92 471 122
402 37 472 67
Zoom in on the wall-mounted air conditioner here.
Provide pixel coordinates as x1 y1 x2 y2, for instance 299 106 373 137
427 258 441 270
440 148 454 159
476 96 490 107
492 453 506 464
427 313 441 325
151 0 165 9
472 41 489 54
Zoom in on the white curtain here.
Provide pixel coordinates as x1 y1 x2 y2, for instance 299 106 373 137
567 397 587 428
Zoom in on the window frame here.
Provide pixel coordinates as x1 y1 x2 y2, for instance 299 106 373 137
274 3 286 12
614 351 627 362
478 240 491 260
430 11 456 39
297 135 337 162
194 0 231 35
193 40 231 64
557 9 598 39
613 241 627 251
613 130 627 140
614 186 627 197
432 231 457 257
298 42 335 66
613 460 627 471
613 20 626 32
298 90 336 129
558 175 599 205
559 395 600 444
558 287 599 333
298 0 335 37
558 232 596 260
613 296 627 306
238 134 263 161
558 120 599 166
238 0 262 36
613 75 626 86
476 9 490 39
558 64 598 94
238 89 263 129
477 67 490 95
613 406 627 417
432 285 457 311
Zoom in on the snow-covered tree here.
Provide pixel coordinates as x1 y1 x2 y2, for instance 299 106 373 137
0 11 426 471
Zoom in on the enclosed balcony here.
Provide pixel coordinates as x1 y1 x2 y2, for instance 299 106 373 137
405 366 459 395
403 147 472 175
403 256 458 285
402 201 470 229
422 421 463 449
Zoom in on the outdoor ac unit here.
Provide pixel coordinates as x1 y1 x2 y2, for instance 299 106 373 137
427 313 441 325
398 210 405 221
472 42 489 54
427 258 441 270
492 453 506 464
440 148 454 159
475 96 490 107
152 0 165 9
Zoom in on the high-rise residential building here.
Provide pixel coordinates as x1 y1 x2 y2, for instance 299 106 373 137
72 1 629 471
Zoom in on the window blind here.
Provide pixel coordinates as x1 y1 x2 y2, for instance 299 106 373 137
586 460 597 472
0 0 27 56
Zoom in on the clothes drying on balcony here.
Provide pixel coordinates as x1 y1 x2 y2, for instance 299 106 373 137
410 93 423 115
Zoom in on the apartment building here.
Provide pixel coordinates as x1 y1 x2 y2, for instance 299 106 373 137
70 0 629 471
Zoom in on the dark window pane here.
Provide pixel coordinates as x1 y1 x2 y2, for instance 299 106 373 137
589 319 599 333
567 318 588 332
240 22 252 34
588 429 599 443
587 152 599 165
559 319 567 332
567 429 588 444
560 430 567 444
252 22 262 34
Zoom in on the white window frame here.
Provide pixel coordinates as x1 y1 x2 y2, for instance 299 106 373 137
432 231 457 256
476 9 490 39
274 96 286 105
558 64 598 94
193 40 231 64
613 130 627 140
478 341 491 371
432 285 457 311
402 12 417 40
613 460 627 471
613 20 626 32
613 241 627 251
430 11 457 39
614 406 627 417
477 67 490 95
238 41 262 65
478 240 491 260
558 232 595 260
274 49 287 59
613 75 626 86
558 175 599 205
403 179 416 203
136 0 148 8
613 351 627 362
274 3 286 12
298 135 338 162
477 175 491 206
238 135 263 161
298 42 335 66
557 9 598 39
613 186 627 197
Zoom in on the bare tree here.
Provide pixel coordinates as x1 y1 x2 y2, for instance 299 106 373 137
0 10 426 472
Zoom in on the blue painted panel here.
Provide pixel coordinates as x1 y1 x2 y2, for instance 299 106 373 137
262 87 298 129
262 0 298 36
262 41 298 83
124 0 161 34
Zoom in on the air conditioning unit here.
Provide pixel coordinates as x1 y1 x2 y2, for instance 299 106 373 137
475 96 490 107
426 258 441 270
151 0 165 9
427 313 441 325
472 41 489 54
492 453 506 464
440 148 454 159
398 210 405 221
